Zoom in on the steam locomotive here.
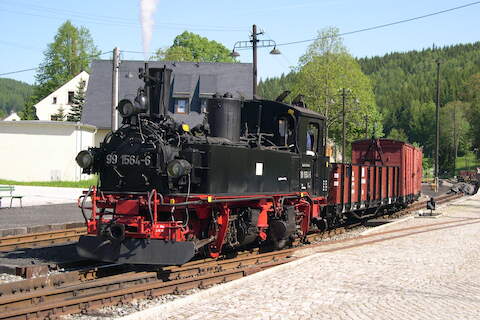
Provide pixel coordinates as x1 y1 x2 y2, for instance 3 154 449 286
75 65 422 265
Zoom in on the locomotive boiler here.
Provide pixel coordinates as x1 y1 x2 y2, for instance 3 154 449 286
75 65 421 265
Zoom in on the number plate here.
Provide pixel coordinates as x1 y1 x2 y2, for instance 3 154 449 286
105 153 153 166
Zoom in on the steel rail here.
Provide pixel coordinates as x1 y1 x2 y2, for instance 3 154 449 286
0 260 291 320
0 227 87 252
0 249 292 316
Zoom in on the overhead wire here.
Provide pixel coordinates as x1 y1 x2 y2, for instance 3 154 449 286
0 50 113 77
0 68 38 77
276 1 480 47
0 0 247 32
1 2 479 77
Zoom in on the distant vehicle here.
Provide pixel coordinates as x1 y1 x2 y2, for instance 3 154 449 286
458 170 478 182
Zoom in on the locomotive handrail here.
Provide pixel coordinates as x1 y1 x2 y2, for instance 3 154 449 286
78 186 93 224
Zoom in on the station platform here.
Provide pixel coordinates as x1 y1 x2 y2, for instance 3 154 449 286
0 186 85 236
0 185 84 208
123 193 480 320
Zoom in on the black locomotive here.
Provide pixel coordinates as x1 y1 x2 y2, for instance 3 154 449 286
75 65 420 265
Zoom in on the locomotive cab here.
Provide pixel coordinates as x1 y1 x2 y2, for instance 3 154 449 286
241 99 330 197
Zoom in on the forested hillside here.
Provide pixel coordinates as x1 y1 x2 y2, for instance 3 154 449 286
259 41 480 175
0 78 33 118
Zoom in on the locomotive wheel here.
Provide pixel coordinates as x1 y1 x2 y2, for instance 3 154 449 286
314 218 328 232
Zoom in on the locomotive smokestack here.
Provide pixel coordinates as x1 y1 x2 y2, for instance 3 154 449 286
147 65 172 120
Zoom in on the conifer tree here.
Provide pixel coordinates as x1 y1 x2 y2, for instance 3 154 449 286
67 80 86 122
19 101 39 120
51 106 66 121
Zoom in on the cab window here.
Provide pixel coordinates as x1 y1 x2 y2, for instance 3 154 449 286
278 117 290 146
307 123 319 152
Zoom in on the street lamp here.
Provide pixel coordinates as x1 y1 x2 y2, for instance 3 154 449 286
231 24 281 97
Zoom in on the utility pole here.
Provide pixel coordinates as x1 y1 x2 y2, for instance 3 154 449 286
435 59 441 192
252 24 258 97
453 103 457 176
111 47 120 131
365 113 369 139
342 88 346 163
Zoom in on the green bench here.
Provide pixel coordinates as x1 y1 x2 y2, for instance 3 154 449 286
0 185 23 208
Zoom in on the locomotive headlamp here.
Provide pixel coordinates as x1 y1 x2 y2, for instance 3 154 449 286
167 159 192 178
117 99 135 117
76 150 94 169
117 91 148 118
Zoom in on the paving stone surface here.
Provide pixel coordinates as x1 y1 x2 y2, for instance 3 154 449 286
122 193 480 320
0 203 83 230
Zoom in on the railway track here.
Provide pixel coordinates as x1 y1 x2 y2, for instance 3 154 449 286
0 249 293 319
0 192 461 253
0 192 466 319
0 227 86 252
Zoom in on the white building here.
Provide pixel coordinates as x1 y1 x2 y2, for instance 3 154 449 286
0 121 96 181
35 71 89 121
2 112 20 121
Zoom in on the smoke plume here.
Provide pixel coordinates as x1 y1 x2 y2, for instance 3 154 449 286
139 0 159 57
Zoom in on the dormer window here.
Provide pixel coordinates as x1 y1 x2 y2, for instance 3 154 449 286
175 99 188 114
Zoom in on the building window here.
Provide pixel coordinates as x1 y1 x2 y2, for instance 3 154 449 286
68 91 74 104
52 96 57 104
201 99 208 113
175 98 188 114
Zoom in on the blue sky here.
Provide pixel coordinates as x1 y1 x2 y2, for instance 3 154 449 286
0 0 479 84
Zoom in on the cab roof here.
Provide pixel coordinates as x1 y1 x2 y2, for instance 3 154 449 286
253 99 326 121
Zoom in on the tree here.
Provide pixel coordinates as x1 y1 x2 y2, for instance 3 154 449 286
153 46 195 62
387 128 409 142
405 100 435 155
51 106 66 121
439 101 471 175
464 73 480 149
258 72 299 100
152 31 235 63
298 27 348 66
22 20 99 119
292 27 382 149
19 102 39 120
0 78 33 116
67 80 86 122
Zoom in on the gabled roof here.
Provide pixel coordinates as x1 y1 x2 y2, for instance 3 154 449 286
2 112 20 121
34 71 89 107
83 60 253 129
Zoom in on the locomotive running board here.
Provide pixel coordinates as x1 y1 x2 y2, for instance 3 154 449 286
76 235 196 265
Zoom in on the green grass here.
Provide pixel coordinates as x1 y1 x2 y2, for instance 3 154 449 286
0 177 97 188
456 152 480 172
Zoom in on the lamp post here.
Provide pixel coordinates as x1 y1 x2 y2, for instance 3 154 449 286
231 25 281 98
